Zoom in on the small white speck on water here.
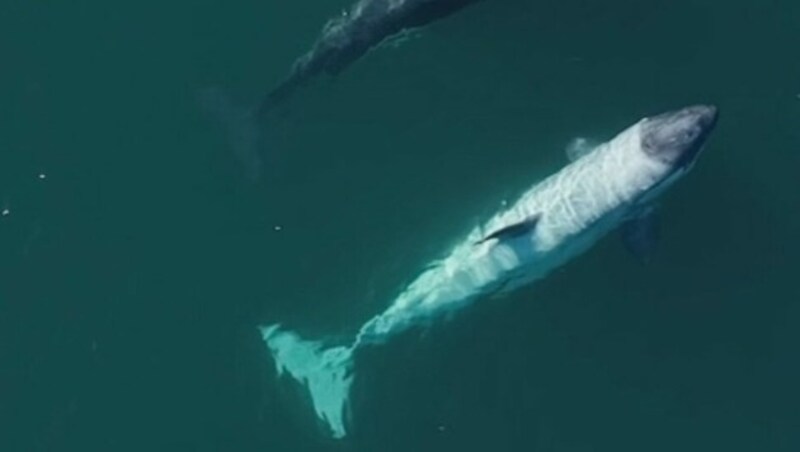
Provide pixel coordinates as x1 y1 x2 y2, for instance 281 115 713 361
274 225 282 231
2 208 9 216
437 425 446 432
501 199 508 207
38 173 46 180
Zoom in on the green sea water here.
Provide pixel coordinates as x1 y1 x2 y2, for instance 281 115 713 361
2 1 799 451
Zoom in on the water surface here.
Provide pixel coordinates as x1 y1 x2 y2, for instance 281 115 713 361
1 0 799 451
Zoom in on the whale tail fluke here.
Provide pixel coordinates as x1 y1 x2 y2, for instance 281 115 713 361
198 86 263 182
260 324 355 439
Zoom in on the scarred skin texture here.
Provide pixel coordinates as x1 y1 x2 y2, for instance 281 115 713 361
356 105 719 341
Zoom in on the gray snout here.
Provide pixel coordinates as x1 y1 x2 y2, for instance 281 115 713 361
641 105 718 167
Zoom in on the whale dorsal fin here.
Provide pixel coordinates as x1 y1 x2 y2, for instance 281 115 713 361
566 137 599 161
477 214 541 245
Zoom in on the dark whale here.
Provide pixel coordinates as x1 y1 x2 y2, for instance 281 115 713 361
259 0 483 114
202 0 482 180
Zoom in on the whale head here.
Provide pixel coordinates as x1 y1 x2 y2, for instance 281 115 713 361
617 104 719 207
640 105 718 170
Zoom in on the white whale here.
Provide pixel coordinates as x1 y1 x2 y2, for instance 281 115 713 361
261 105 719 438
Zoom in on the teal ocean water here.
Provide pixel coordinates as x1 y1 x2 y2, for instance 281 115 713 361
2 1 799 451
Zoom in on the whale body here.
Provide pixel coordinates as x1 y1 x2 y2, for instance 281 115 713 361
259 0 483 114
202 0 482 181
261 105 719 438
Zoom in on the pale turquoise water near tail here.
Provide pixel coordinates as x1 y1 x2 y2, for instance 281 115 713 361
2 1 799 451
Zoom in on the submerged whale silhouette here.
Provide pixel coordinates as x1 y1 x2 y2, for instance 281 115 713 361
262 105 719 438
202 0 482 180
259 0 483 113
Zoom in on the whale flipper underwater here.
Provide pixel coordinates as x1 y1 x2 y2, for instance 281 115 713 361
262 105 719 438
204 0 483 180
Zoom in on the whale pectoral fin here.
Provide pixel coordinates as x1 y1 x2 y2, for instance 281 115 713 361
566 137 599 161
477 214 541 245
377 27 423 50
620 208 660 263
